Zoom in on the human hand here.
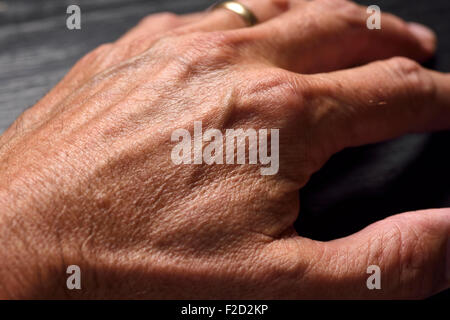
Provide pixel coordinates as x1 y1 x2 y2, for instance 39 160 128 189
0 0 449 299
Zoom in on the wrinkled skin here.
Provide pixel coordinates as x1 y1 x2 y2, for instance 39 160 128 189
0 0 449 299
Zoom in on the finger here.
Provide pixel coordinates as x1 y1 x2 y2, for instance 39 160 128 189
44 0 289 108
299 57 450 154
119 0 290 45
179 0 290 33
266 208 450 298
118 0 289 64
240 0 436 73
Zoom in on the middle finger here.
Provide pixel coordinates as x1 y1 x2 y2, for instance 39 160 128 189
235 0 436 73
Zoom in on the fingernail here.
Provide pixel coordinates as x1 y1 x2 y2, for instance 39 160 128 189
408 22 437 52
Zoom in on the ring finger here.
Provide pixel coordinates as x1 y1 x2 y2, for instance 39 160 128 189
178 0 291 33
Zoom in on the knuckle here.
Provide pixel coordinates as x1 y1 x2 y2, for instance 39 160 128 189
91 43 114 56
12 108 35 133
317 0 365 25
236 69 310 129
386 57 424 85
384 57 436 106
82 43 113 64
319 0 359 12
261 239 318 294
141 12 179 26
155 11 179 21
387 56 422 78
244 69 302 105
66 43 113 77
338 2 365 24
376 218 439 298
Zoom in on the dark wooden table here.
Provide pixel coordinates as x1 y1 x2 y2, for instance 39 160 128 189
1 0 449 299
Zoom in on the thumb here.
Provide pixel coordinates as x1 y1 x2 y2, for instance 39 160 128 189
277 209 450 299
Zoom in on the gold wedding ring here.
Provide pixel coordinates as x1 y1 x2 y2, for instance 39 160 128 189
212 1 259 27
